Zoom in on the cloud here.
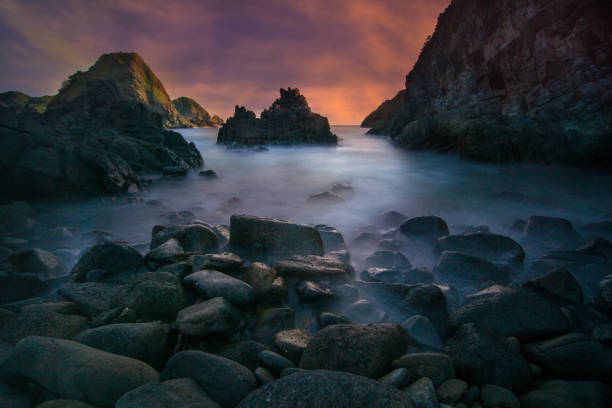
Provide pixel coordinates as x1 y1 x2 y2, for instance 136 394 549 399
0 0 450 123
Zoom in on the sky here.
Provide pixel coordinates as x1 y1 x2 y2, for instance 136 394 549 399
0 0 450 124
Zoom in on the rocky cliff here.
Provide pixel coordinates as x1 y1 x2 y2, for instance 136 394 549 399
173 96 223 127
363 0 612 168
218 88 337 145
0 91 53 113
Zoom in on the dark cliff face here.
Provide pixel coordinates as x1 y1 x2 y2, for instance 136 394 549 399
217 88 337 146
363 0 612 168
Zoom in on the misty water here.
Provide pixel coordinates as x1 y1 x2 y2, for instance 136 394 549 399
39 125 612 268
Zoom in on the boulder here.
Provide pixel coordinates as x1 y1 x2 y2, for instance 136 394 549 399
376 211 409 229
480 384 520 408
9 248 67 280
523 269 583 305
400 216 449 243
35 400 97 408
308 191 345 204
258 350 294 374
444 323 532 392
241 262 287 300
116 378 220 408
175 297 244 338
364 251 411 269
76 322 173 369
404 377 437 408
252 308 295 346
400 314 442 351
144 238 184 265
299 323 408 378
519 380 612 408
190 252 243 272
434 251 511 291
183 270 256 306
274 254 350 278
161 350 257 408
57 281 120 317
436 379 468 406
522 333 612 382
391 353 455 386
317 311 353 328
448 288 572 340
379 368 411 389
254 367 275 385
273 329 311 362
362 267 434 285
315 225 346 252
437 233 524 266
0 302 88 344
236 369 416 408
0 336 158 408
229 214 323 262
151 224 219 254
206 340 268 371
71 241 143 283
296 280 335 302
524 216 578 238
0 274 47 303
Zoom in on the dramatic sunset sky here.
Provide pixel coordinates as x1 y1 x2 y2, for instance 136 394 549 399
0 0 450 124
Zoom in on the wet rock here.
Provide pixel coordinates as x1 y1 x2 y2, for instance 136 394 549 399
237 369 416 408
229 214 323 262
438 233 524 266
254 367 275 385
71 241 143 283
110 272 186 323
364 250 411 269
524 216 578 238
523 269 583 305
161 350 257 408
519 380 612 408
299 323 408 378
274 255 350 278
317 311 353 328
308 191 345 204
436 379 468 406
116 378 220 408
190 252 243 272
144 238 183 265
362 267 434 285
0 302 88 344
401 314 442 351
175 297 244 338
522 332 612 382
57 282 120 318
434 251 511 290
315 225 346 252
259 350 294 374
274 328 311 362
9 248 67 280
391 353 455 386
445 323 532 392
404 377 437 408
76 322 173 369
448 288 572 340
151 224 219 254
183 270 256 306
296 280 335 302
157 261 192 279
480 384 520 408
241 262 287 300
252 307 295 346
0 273 47 303
400 216 449 243
1 336 158 408
464 284 511 303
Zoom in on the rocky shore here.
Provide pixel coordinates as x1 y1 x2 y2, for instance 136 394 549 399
217 88 337 146
1 206 611 407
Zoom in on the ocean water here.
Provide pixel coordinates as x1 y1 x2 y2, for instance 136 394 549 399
37 125 612 265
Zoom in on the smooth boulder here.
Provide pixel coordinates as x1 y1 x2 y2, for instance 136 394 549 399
274 254 350 278
437 233 524 266
183 270 255 306
519 380 612 408
175 297 244 338
71 241 143 283
116 378 220 408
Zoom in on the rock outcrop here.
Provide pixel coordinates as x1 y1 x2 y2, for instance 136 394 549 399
217 88 337 145
363 0 612 168
173 96 223 127
0 91 53 113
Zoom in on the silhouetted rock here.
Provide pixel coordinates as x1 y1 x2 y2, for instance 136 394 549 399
363 0 612 168
218 88 337 145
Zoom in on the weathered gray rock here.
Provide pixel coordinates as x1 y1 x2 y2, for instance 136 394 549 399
274 254 350 278
252 307 295 346
317 311 353 328
296 280 335 302
116 378 220 408
379 368 411 389
364 251 411 269
183 270 256 306
254 367 276 385
434 251 511 290
175 297 244 338
523 269 584 305
161 350 256 408
229 214 323 262
445 323 532 392
205 340 268 371
524 216 578 238
258 350 294 374
237 369 416 408
241 262 287 300
315 225 346 252
404 377 437 408
76 322 173 369
9 248 67 280
151 224 219 254
436 379 468 406
438 233 524 266
300 323 408 378
274 328 311 362
71 241 143 283
391 353 455 386
519 380 612 408
190 252 243 272
400 216 449 243
1 336 158 407
362 267 434 285
401 314 442 351
481 384 520 408
57 281 120 317
144 238 184 265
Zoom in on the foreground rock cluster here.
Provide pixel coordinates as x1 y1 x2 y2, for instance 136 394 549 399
217 88 337 146
1 211 611 407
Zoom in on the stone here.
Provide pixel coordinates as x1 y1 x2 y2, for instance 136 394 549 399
434 251 511 290
308 191 345 204
480 384 520 408
364 251 411 269
522 332 612 382
300 323 408 378
57 281 120 317
229 214 323 262
205 340 268 371
519 380 612 408
254 367 276 385
173 96 222 127
190 252 243 271
400 216 449 243
144 238 183 265
71 241 143 283
252 307 295 346
274 328 311 362
404 377 437 408
9 248 67 280
436 379 468 406
151 224 219 254
444 323 532 392
400 315 442 351
242 262 287 300
523 269 584 305
437 233 524 266
379 368 411 389
237 369 416 408
161 350 257 408
524 216 578 238
183 270 256 306
315 225 346 252
391 353 455 386
296 280 335 302
377 211 409 229
116 378 220 408
258 350 294 374
274 254 350 278
362 267 434 285
317 311 353 328
175 297 244 338
1 336 158 408
75 322 173 369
